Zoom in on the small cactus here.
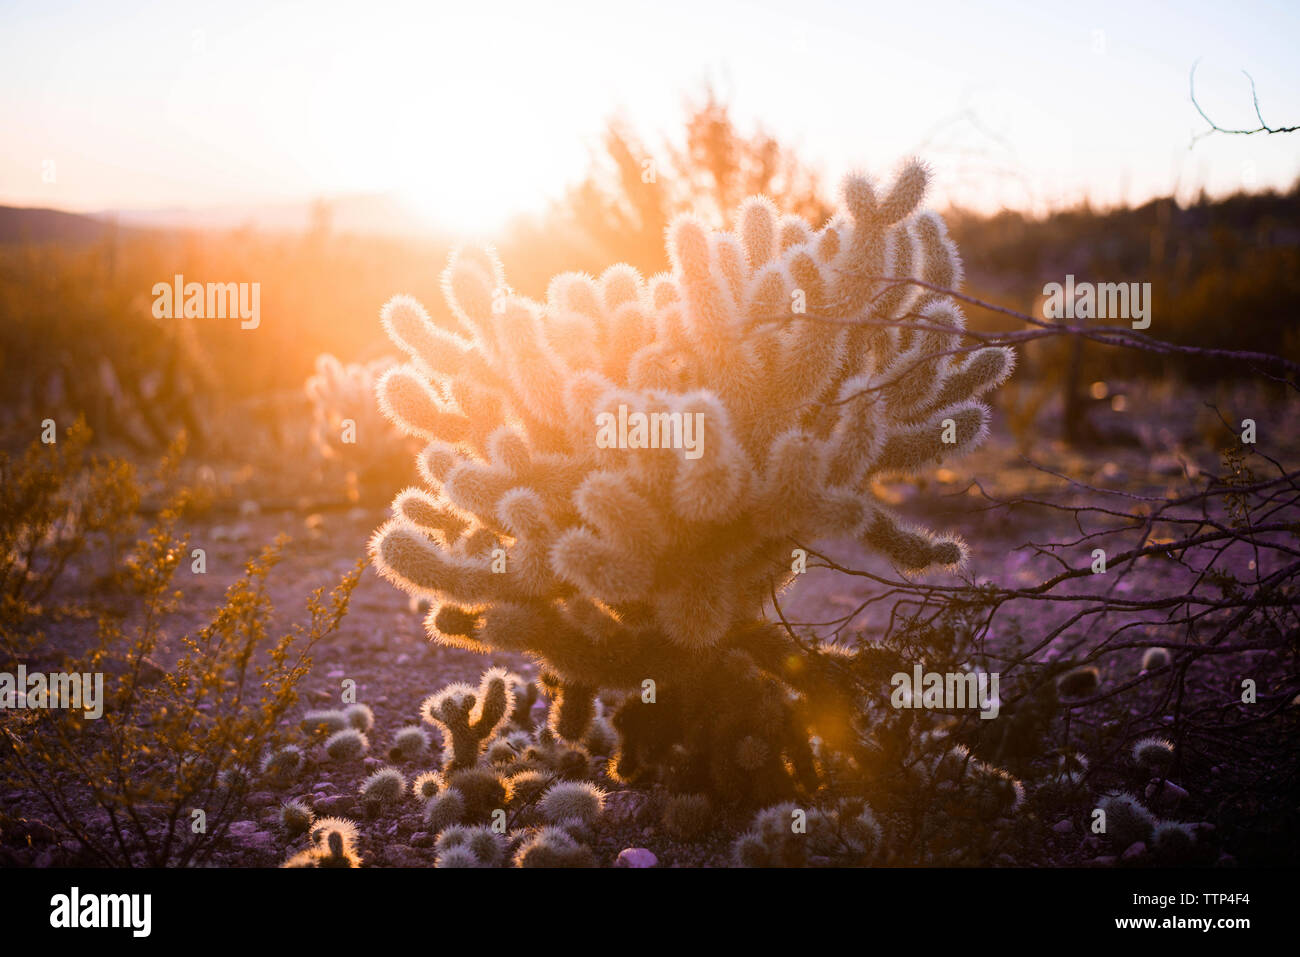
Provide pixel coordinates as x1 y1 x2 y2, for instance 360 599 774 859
446 766 508 823
661 793 713 841
412 771 444 801
390 724 432 761
309 816 360 848
424 788 466 830
1151 820 1197 863
359 766 407 805
285 816 364 868
280 798 315 836
503 770 552 809
1097 792 1156 849
1140 647 1170 671
343 702 375 733
1132 735 1175 773
302 709 349 734
284 829 361 868
513 826 595 868
1056 666 1100 701
261 745 305 784
537 780 606 828
217 765 251 791
434 825 504 867
419 669 516 771
324 728 369 761
733 800 883 866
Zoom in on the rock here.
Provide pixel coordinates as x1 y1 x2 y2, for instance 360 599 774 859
1121 841 1147 862
1088 855 1117 867
615 848 657 868
1145 779 1188 809
603 790 650 826
227 820 260 838
410 831 434 848
234 830 276 852
245 791 276 809
1052 819 1073 834
384 846 428 867
316 795 355 815
312 781 338 793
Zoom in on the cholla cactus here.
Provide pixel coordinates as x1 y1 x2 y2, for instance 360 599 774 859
1056 665 1100 701
261 745 305 784
418 668 515 771
434 825 504 867
412 770 444 801
280 798 315 836
1132 735 1175 773
359 766 407 805
1140 647 1170 671
537 780 606 828
343 703 375 733
513 826 595 868
390 724 432 761
324 728 369 761
305 353 401 461
424 789 466 830
733 799 881 867
1097 791 1156 849
302 709 349 735
369 163 1012 802
285 816 363 868
1150 820 1197 863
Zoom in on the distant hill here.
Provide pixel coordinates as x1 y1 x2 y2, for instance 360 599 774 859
0 206 118 245
0 193 442 245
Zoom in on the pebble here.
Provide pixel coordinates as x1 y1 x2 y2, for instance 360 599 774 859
1052 819 1073 834
245 791 277 809
615 848 657 868
410 831 434 848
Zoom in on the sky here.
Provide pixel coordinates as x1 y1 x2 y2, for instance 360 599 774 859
2 0 1298 234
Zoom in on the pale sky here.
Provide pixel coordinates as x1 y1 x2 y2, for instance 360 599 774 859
2 0 1297 233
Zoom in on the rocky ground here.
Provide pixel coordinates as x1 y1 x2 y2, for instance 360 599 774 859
2 380 1297 867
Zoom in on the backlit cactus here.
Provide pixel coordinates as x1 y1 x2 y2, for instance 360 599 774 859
261 744 305 784
284 816 364 868
325 727 369 761
418 667 515 771
359 766 407 805
513 826 595 868
305 353 400 461
280 798 315 836
369 163 1012 802
391 724 432 761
